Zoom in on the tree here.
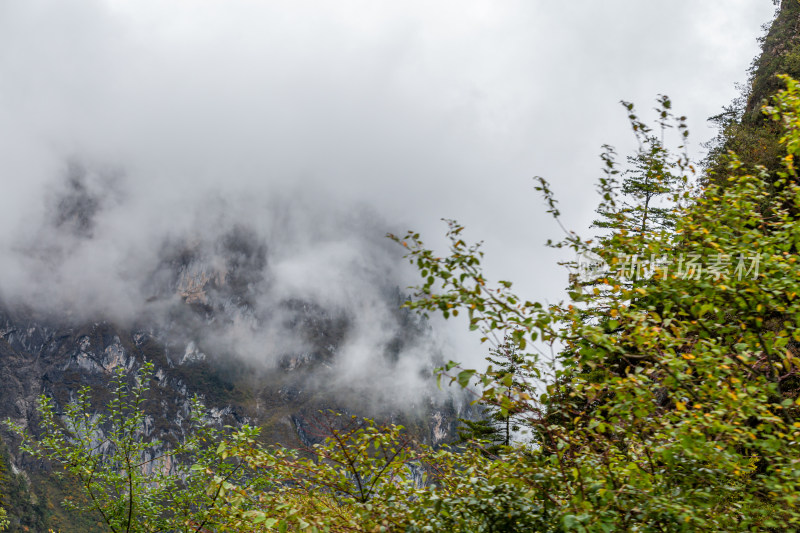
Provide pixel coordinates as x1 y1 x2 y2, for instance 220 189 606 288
386 77 800 530
457 340 535 455
6 362 243 533
593 96 689 240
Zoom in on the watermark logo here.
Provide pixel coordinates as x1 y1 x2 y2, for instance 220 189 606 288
575 251 762 283
575 250 611 282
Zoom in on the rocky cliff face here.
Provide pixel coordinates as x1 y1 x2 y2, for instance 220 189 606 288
0 167 466 531
0 295 463 530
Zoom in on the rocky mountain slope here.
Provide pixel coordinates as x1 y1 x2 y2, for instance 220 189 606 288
0 166 466 531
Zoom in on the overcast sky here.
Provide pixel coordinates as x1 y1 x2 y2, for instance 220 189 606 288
0 1 776 368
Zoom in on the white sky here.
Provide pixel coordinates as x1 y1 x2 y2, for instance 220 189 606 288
0 1 777 367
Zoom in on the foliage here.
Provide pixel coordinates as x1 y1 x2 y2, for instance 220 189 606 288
6 362 241 533
172 413 418 531
201 413 561 532
593 96 689 238
705 1 797 180
204 75 800 531
199 75 800 531
457 340 535 455
0 435 51 531
382 76 800 530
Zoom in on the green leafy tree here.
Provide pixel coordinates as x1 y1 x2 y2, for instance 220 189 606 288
384 77 800 530
593 96 689 240
203 413 424 532
457 340 535 455
6 362 242 533
203 412 561 532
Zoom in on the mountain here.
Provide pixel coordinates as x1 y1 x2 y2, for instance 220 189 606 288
0 165 466 531
706 1 799 180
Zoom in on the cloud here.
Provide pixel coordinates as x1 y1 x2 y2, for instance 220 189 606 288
0 1 775 401
0 159 453 407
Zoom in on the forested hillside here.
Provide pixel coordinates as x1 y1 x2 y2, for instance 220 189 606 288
707 0 800 178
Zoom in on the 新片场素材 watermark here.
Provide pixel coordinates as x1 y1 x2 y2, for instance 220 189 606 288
574 251 762 283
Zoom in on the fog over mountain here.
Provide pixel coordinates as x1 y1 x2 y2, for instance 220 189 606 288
0 160 455 409
0 4 781 526
0 1 775 390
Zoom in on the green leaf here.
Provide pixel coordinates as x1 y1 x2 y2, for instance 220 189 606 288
457 370 476 388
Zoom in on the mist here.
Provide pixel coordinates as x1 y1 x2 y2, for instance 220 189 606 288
0 159 455 410
0 1 775 404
